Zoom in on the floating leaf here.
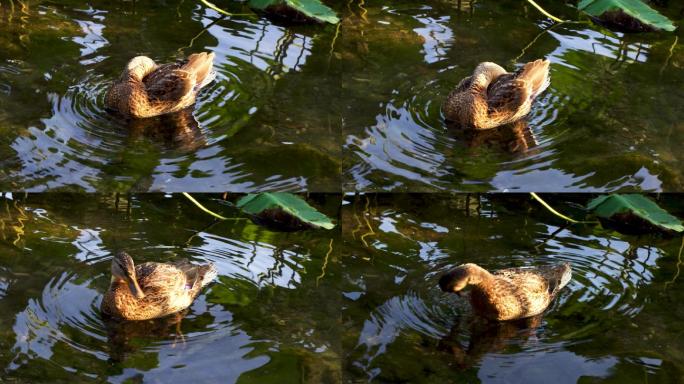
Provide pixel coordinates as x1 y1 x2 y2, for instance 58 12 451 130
237 192 335 231
248 0 339 24
587 194 684 234
578 0 676 32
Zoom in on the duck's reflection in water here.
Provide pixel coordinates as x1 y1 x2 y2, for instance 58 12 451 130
449 119 538 155
125 108 206 152
438 314 542 369
102 310 188 363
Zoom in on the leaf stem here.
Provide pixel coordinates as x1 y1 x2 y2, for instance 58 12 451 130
530 192 579 223
665 236 684 288
198 0 254 17
182 192 229 220
317 238 334 286
525 0 565 23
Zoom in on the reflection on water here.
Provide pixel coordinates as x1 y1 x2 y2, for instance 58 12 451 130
0 194 341 382
438 314 543 370
0 193 683 381
342 1 684 192
1 1 683 192
126 108 207 152
0 2 338 191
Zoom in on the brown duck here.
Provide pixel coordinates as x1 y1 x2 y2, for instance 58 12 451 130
443 59 550 130
101 251 217 320
105 52 215 119
439 262 571 321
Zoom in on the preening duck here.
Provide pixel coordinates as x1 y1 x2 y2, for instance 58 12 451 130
439 262 571 321
443 59 550 130
105 52 215 119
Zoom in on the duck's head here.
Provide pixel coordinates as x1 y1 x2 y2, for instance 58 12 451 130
125 56 156 81
111 251 145 299
438 263 486 295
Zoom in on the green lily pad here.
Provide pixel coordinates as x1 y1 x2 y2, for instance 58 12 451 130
249 0 339 24
578 0 676 32
587 194 684 234
237 192 335 231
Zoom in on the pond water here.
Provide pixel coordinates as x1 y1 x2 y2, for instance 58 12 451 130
1 1 683 192
0 193 683 382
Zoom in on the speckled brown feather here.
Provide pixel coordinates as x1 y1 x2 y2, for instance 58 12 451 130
101 255 217 321
439 262 571 321
443 59 550 130
104 52 215 119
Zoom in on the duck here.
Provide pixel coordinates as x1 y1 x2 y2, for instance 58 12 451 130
443 59 550 130
438 262 571 321
101 251 217 321
105 52 215 119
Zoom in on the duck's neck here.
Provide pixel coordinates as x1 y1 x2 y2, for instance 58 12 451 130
464 264 494 289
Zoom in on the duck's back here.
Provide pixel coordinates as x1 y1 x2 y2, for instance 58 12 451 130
470 270 551 321
144 52 215 104
487 59 550 116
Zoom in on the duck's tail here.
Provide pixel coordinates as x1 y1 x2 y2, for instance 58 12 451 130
198 263 218 288
517 59 550 99
182 52 216 90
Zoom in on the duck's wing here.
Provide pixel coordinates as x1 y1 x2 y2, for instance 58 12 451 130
486 73 530 119
486 59 550 121
496 264 570 296
135 262 187 293
171 259 218 294
144 63 196 103
494 267 550 293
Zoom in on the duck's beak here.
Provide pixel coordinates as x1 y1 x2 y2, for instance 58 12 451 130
127 277 145 299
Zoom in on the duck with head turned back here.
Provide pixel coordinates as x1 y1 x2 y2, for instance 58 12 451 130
439 262 571 321
443 59 550 130
105 52 216 119
101 251 217 321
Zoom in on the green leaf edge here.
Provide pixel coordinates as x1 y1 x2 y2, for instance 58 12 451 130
587 194 684 233
237 192 336 230
248 0 339 24
578 0 676 32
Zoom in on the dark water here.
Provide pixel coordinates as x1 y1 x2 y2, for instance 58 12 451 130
0 1 683 192
0 193 683 382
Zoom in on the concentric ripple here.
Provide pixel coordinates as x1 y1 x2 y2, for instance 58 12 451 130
346 67 564 191
6 264 270 380
2 4 329 192
345 200 673 379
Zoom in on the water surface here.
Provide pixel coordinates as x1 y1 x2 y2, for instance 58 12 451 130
0 1 341 192
341 0 684 191
1 193 683 382
1 1 683 191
